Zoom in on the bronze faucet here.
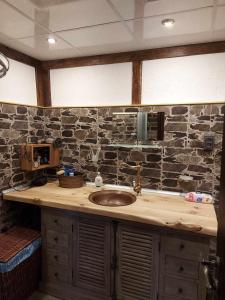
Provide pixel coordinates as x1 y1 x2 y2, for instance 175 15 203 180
119 162 142 196
133 163 142 195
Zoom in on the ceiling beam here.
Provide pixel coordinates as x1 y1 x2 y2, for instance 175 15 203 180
41 40 225 70
0 42 39 67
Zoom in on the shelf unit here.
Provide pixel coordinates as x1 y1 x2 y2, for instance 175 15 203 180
20 144 60 171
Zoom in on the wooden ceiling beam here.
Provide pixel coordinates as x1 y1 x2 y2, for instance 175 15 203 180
41 41 225 70
0 42 39 67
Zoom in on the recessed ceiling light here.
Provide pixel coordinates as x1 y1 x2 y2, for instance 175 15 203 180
161 18 175 28
47 37 56 44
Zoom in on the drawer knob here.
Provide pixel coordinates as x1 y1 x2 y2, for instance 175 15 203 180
54 272 58 278
179 266 184 273
178 288 183 294
54 219 58 224
54 255 58 261
180 244 185 250
54 237 58 242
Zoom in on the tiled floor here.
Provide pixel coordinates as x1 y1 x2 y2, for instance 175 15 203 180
28 291 61 300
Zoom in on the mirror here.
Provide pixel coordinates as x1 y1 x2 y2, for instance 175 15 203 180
111 111 164 145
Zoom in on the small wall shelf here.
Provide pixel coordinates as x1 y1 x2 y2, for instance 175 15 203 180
108 144 161 149
20 144 60 171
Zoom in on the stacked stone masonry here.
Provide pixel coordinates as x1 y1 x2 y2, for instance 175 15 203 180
0 102 224 232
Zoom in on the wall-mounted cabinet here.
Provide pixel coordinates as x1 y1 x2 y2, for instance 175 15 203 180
20 144 60 171
109 111 164 147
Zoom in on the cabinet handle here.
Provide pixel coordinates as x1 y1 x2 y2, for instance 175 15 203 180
178 288 183 294
54 219 58 224
179 266 184 273
54 255 58 261
201 257 220 290
54 237 58 242
54 272 58 278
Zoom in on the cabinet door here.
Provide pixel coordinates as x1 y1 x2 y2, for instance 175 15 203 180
73 215 113 298
116 223 159 300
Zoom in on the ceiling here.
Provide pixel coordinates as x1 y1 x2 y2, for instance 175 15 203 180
0 0 225 60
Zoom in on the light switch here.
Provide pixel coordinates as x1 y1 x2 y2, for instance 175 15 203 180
203 135 214 151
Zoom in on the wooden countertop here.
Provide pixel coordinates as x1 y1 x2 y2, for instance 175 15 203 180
3 182 217 237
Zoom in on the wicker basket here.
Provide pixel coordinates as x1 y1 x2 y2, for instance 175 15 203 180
0 227 41 300
58 174 84 188
0 249 41 300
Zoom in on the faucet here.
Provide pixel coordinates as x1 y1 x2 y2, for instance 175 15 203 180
119 162 142 196
133 163 142 196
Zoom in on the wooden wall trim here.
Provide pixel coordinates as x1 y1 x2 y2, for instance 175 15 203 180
35 66 52 107
0 43 39 67
132 61 142 105
42 41 225 70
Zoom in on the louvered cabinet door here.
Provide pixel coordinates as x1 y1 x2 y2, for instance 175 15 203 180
116 224 159 300
73 215 113 298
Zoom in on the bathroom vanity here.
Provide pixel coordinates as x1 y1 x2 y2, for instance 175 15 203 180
3 183 217 300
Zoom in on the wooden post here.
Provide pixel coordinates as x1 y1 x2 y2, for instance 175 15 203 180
35 65 51 107
132 61 142 105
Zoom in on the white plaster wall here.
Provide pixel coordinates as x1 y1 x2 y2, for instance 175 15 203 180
50 62 132 106
0 58 37 105
142 52 225 104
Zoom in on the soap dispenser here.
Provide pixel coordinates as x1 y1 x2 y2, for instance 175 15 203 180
95 172 103 187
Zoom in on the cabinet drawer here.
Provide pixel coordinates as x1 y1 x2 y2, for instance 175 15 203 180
163 276 198 300
163 237 207 260
165 256 199 279
46 229 70 249
45 248 69 266
45 264 72 284
42 210 72 233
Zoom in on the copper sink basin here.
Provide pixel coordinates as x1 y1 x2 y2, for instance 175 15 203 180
88 190 136 207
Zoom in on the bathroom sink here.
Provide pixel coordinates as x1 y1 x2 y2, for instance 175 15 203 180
88 190 136 207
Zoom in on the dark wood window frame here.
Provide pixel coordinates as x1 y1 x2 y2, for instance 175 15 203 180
1 40 225 106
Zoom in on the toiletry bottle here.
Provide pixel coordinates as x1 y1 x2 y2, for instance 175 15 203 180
95 172 103 187
185 192 213 204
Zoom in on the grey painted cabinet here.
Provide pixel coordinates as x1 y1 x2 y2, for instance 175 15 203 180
116 223 159 300
41 208 211 300
159 236 210 300
72 215 113 299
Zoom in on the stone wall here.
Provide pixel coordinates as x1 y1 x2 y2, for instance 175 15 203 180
0 103 44 231
0 102 224 232
44 104 224 199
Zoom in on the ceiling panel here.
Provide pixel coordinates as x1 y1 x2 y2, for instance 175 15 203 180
0 35 81 59
0 1 48 39
214 6 225 30
0 0 225 60
6 0 120 32
127 7 213 39
57 22 133 47
18 34 73 50
110 0 213 20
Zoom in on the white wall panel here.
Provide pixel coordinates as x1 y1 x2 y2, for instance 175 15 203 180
0 58 37 105
50 63 132 106
142 53 225 104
